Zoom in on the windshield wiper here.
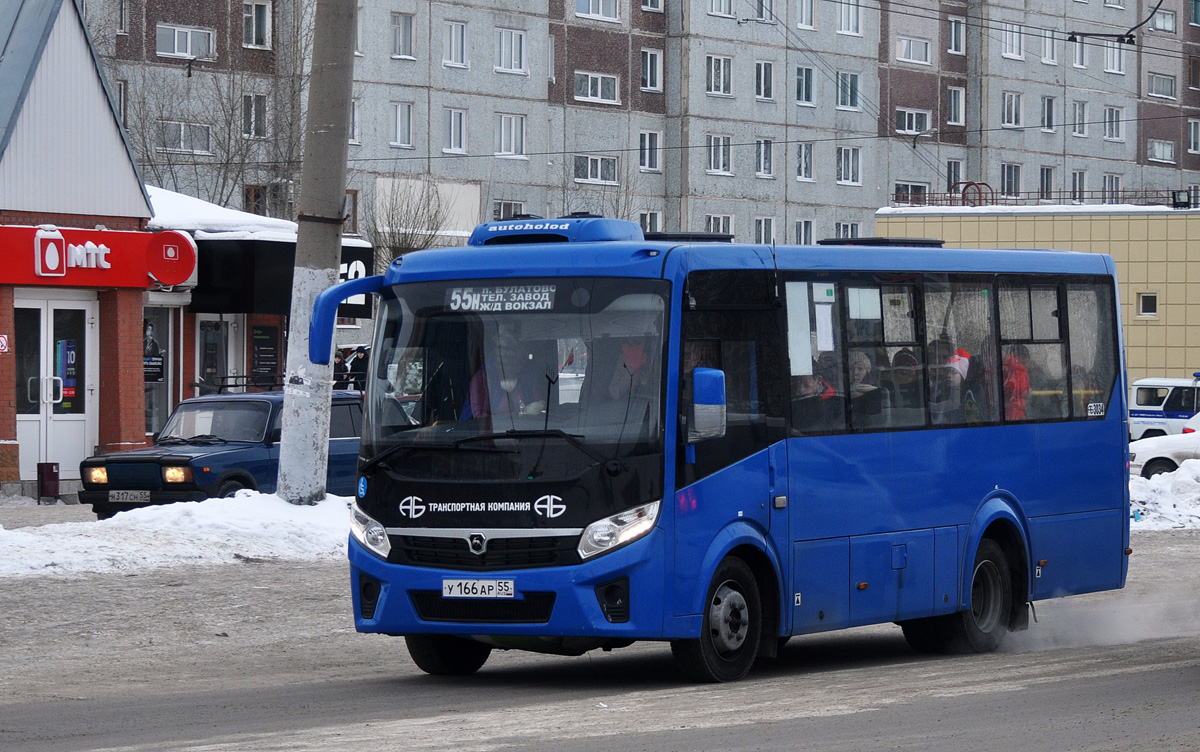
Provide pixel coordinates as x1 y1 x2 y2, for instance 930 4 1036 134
155 436 188 446
186 434 228 445
359 437 515 475
471 429 607 465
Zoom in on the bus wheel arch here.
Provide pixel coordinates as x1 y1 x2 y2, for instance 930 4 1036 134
671 554 763 682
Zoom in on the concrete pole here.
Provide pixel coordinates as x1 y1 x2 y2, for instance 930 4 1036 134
277 0 356 504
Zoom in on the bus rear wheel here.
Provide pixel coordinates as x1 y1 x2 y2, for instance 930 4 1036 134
943 539 1011 653
405 634 492 675
671 557 762 682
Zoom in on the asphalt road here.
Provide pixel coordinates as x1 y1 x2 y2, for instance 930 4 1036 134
1 507 1198 752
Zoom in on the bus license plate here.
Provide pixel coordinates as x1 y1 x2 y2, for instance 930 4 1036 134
442 579 515 599
109 490 150 502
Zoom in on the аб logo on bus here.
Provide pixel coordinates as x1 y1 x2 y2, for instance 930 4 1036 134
534 494 565 518
398 495 426 518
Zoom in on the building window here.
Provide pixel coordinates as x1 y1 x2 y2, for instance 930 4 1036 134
391 13 414 57
1002 91 1023 127
156 120 211 153
574 154 618 184
946 159 963 192
895 107 931 134
639 130 661 171
494 201 525 220
639 211 661 232
947 86 964 125
549 35 555 81
444 108 467 152
1073 38 1087 68
391 102 413 147
1041 29 1057 63
755 217 775 244
948 17 965 54
117 0 127 33
796 66 814 105
1038 166 1055 200
1148 138 1176 163
797 0 814 28
706 134 733 174
1138 293 1158 317
1000 163 1022 197
349 99 359 143
706 55 733 95
1103 40 1125 73
244 184 267 215
837 0 861 35
1152 9 1176 31
642 0 663 11
755 61 774 100
894 182 929 205
243 2 270 48
242 93 267 138
155 24 214 59
574 71 619 103
1148 73 1177 99
796 142 813 180
835 71 859 109
1189 120 1200 153
835 222 860 239
114 80 126 125
1072 101 1088 136
836 146 861 184
444 22 467 66
795 219 814 244
1001 23 1023 58
1192 57 1200 88
577 0 618 20
1071 170 1087 202
495 113 526 156
1103 106 1123 140
495 28 526 73
705 214 733 235
755 138 774 177
1102 173 1122 203
709 0 733 16
897 37 931 64
642 49 663 91
756 0 775 21
1041 96 1056 131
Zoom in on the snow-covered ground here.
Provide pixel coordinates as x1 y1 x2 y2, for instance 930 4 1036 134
0 463 1197 578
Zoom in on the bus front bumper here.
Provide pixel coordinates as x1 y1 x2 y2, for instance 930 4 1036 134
348 527 668 641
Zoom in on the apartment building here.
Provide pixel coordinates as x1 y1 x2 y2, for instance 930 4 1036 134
87 0 1200 242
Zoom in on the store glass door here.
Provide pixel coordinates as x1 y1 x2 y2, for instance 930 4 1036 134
14 296 98 481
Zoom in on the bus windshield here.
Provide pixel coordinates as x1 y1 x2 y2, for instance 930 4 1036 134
364 277 669 481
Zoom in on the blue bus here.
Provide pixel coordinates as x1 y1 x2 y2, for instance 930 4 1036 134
309 217 1128 682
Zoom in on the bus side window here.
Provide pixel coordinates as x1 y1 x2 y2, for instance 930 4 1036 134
999 280 1068 421
785 279 847 435
924 277 1000 426
846 283 925 431
1067 281 1118 418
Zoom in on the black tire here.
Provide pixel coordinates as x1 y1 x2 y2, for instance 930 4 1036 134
942 539 1012 654
405 634 492 676
1143 459 1177 478
671 557 762 682
1140 430 1166 439
218 480 248 497
92 506 116 521
899 616 949 654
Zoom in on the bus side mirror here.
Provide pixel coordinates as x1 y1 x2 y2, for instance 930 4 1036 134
688 367 726 443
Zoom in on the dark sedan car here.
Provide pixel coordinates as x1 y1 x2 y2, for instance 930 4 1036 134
80 391 362 519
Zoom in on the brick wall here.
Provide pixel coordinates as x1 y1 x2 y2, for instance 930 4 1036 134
0 211 145 232
0 286 16 481
97 289 150 453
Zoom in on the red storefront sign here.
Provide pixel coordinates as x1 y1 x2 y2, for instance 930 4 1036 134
0 225 196 288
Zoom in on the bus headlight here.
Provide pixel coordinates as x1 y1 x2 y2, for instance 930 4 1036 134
350 502 392 559
578 501 660 560
84 466 107 484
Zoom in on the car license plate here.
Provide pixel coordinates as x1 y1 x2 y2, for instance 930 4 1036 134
109 490 150 502
442 579 515 599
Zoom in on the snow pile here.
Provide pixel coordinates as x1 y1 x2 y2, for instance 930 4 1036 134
1130 459 1200 530
0 493 351 577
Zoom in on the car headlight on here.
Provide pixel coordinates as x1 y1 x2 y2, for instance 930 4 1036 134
578 500 660 560
84 466 107 484
162 465 193 483
350 502 391 559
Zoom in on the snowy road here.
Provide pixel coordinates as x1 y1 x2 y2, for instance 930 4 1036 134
1 501 1198 751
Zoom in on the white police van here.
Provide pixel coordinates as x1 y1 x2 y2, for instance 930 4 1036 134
1129 375 1200 440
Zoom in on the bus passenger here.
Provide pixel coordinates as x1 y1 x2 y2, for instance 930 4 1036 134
931 348 970 424
1002 347 1030 420
792 370 844 432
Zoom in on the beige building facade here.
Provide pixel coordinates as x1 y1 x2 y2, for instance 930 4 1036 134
876 205 1200 383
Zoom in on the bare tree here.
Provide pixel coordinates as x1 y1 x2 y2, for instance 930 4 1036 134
361 173 453 273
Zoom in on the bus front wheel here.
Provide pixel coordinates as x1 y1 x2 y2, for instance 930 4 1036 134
944 539 1011 653
671 557 762 682
405 634 492 675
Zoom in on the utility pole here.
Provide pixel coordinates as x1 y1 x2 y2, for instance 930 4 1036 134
277 0 356 504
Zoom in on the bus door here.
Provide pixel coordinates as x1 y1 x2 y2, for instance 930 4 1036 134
673 270 788 619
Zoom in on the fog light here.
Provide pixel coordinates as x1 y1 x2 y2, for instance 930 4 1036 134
595 577 630 623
